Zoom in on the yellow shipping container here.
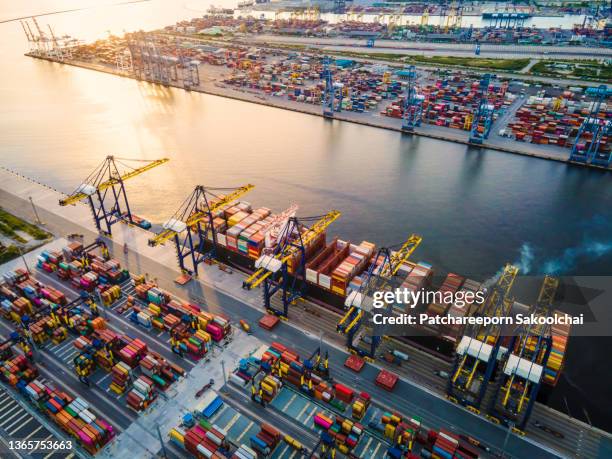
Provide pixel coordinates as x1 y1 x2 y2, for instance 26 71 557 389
169 428 184 444
385 423 396 439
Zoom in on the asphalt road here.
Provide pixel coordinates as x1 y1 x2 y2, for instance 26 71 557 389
245 35 612 60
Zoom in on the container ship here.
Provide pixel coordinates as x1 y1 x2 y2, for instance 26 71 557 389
191 198 569 391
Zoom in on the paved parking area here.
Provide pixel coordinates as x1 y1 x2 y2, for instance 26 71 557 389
0 385 78 459
270 387 388 459
208 399 300 458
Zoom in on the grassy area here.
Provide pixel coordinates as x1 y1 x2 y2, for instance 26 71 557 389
408 56 531 72
0 209 51 265
0 245 22 265
530 60 611 82
0 208 50 242
265 44 531 72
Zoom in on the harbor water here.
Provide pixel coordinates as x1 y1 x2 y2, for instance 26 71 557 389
1 0 611 432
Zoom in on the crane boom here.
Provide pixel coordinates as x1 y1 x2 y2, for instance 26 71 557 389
20 21 32 41
149 184 255 246
382 234 423 278
59 157 169 206
243 210 341 290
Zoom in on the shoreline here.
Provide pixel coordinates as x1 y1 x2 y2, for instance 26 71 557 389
26 53 611 172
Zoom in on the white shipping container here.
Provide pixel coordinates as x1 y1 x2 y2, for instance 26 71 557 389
197 443 213 459
206 431 222 446
319 274 331 290
306 268 318 284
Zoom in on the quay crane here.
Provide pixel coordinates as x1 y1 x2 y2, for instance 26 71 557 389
569 84 611 167
60 156 168 236
242 211 341 319
468 74 494 145
337 235 422 360
322 57 343 118
401 66 424 133
148 184 254 277
487 276 558 432
447 264 518 411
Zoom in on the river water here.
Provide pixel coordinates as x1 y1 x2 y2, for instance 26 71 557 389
1 0 611 431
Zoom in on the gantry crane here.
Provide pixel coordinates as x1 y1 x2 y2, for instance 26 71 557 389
47 24 64 60
337 235 422 360
31 17 49 55
175 38 200 89
322 57 343 118
569 84 611 167
448 264 519 411
242 211 341 319
60 156 168 236
148 185 254 277
468 74 494 144
488 276 558 431
401 66 424 133
20 20 37 54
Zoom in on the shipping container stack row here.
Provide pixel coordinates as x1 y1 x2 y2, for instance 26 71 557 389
0 269 94 347
223 53 406 114
424 273 466 329
235 342 374 424
305 238 377 296
110 361 132 394
400 262 434 309
0 348 115 455
171 325 212 360
169 416 230 459
313 411 365 456
507 94 610 151
351 391 372 420
381 411 422 459
1 267 67 322
40 241 128 295
442 279 483 342
70 316 185 399
249 423 282 457
131 281 231 351
430 429 466 459
543 311 571 387
232 444 259 459
384 77 510 132
372 408 481 459
126 374 157 411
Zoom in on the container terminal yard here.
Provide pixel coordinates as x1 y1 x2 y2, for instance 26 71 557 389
1 1 611 459
0 154 610 459
18 11 612 170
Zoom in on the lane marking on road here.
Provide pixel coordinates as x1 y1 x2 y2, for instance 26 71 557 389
223 412 241 432
295 402 311 423
236 421 253 442
0 404 20 421
0 406 24 426
5 413 31 434
23 424 43 440
371 441 382 458
282 393 297 411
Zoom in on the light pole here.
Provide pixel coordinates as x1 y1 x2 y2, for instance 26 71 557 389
220 359 228 394
156 424 168 458
17 245 30 273
28 196 43 225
